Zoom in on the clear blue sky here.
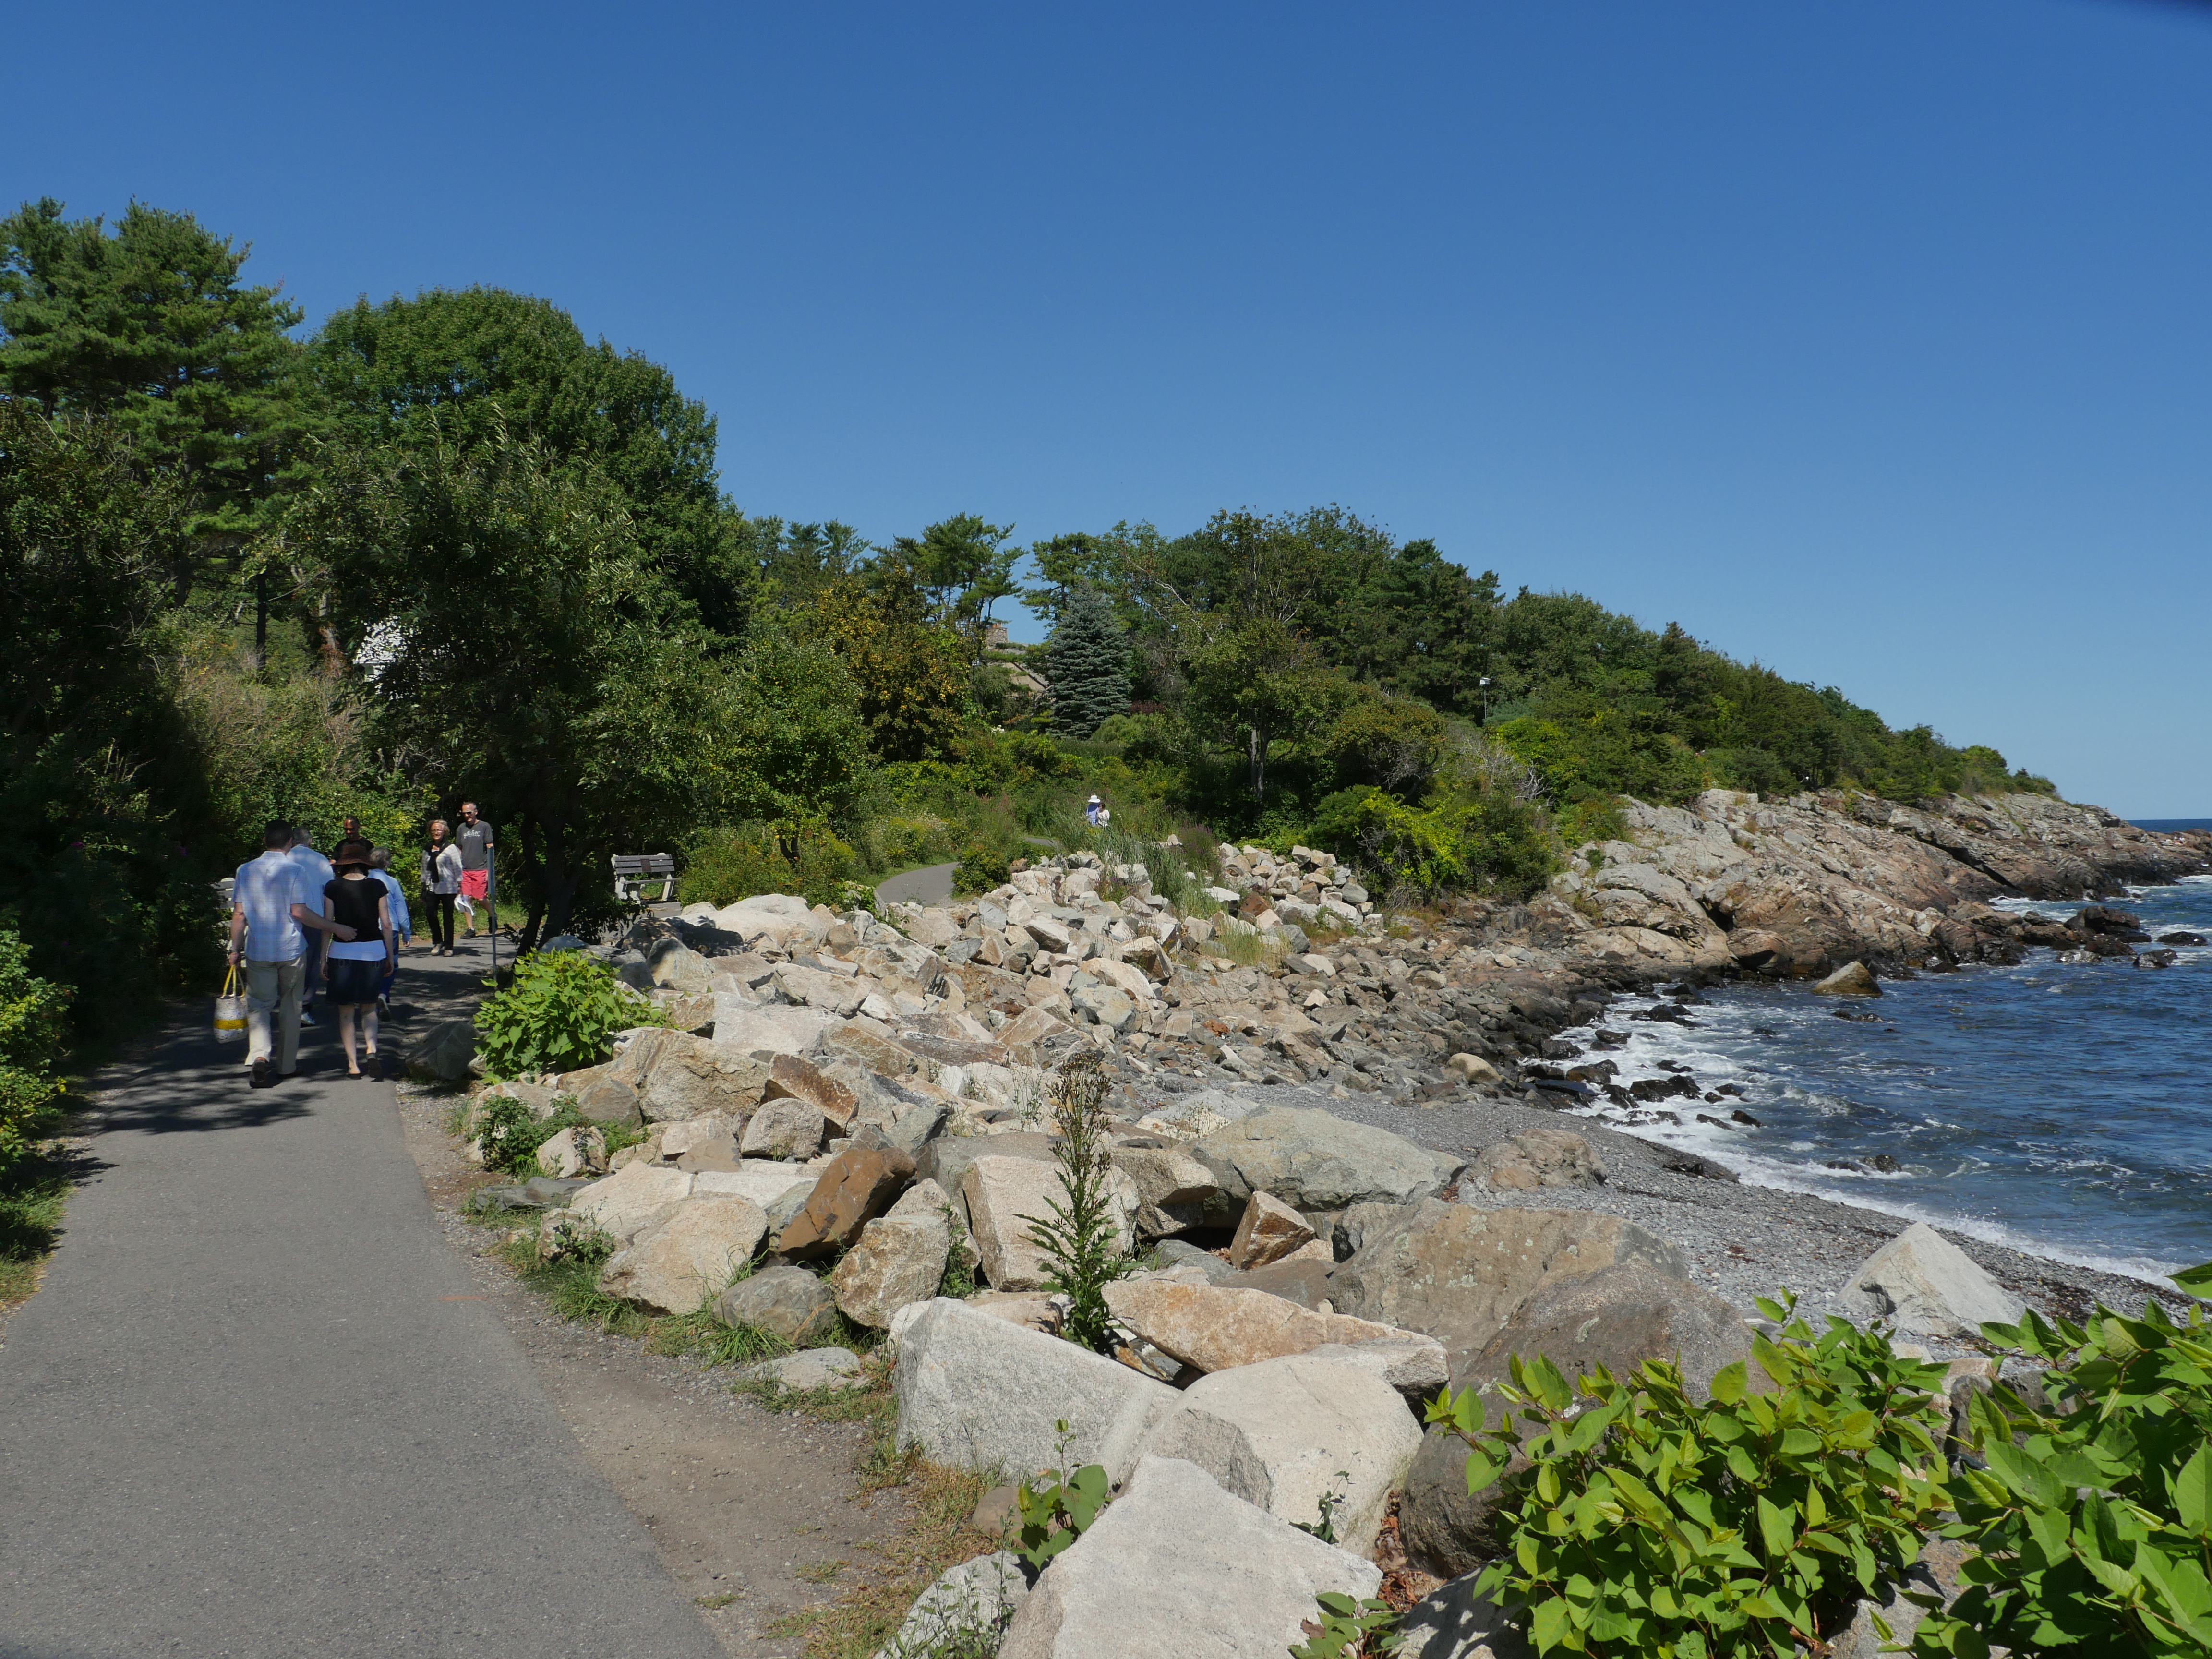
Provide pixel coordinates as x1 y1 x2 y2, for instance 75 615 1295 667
13 0 2210 815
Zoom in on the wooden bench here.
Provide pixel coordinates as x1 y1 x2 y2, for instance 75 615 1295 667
611 852 677 903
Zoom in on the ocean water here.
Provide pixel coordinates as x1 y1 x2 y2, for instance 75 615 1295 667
1551 875 2212 1283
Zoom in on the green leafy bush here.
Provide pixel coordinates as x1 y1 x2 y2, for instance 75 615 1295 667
1430 1292 1953 1657
1312 786 1554 902
1918 1260 2212 1658
1021 1053 1135 1350
0 930 72 1169
473 950 662 1081
680 823 861 910
952 840 1013 895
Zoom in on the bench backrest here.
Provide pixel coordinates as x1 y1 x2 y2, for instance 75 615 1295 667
610 853 677 874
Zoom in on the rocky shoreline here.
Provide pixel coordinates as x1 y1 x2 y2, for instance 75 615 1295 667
402 787 2204 1657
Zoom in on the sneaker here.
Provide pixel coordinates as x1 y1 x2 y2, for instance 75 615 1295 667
299 1009 317 1027
250 1058 273 1088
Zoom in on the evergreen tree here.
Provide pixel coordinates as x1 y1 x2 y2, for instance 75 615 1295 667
1045 585 1129 737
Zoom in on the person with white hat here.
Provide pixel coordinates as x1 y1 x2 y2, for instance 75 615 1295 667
1084 793 1102 826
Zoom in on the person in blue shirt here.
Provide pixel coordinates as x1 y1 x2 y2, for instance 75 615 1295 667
288 830 338 1027
367 847 412 1013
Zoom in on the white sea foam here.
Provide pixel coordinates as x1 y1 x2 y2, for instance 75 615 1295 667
1550 977 2202 1289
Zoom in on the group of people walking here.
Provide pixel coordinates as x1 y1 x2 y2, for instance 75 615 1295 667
226 805 494 1088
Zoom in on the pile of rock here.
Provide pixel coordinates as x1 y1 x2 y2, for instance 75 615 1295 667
432 870 2052 1657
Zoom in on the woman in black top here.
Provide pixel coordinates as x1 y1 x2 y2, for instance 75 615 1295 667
323 839 396 1079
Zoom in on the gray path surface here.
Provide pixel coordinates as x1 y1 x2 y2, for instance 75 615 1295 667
874 861 957 907
0 945 725 1659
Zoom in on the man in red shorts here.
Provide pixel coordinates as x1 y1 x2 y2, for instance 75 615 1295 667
456 800 496 942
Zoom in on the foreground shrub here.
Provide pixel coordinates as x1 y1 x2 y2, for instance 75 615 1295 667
0 930 72 1170
1920 1260 2212 1658
1430 1292 1953 1657
474 950 662 1080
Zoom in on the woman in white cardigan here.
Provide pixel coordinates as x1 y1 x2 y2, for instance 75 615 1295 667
418 819 465 955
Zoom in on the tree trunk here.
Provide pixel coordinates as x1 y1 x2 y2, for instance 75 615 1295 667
1248 723 1266 800
538 806 577 942
517 812 546 953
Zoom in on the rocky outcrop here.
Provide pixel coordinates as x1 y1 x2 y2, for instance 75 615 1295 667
1540 789 2205 977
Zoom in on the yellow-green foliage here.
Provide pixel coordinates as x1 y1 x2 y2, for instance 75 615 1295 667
0 930 72 1169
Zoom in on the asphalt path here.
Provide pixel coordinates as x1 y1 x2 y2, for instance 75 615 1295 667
874 861 958 907
0 942 725 1659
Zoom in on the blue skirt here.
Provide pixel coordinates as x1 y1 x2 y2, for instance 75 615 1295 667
327 957 384 1006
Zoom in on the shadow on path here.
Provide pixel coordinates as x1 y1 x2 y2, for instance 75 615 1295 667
0 943 724 1659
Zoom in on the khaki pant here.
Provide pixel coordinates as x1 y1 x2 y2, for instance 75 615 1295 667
245 954 305 1074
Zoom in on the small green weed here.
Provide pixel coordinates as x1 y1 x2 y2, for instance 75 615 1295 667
1020 1052 1135 1351
1289 1592 1403 1659
1014 1423 1111 1570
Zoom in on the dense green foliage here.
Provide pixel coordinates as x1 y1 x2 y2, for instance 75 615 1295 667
473 950 663 1081
1044 586 1130 738
0 930 71 1170
0 192 2057 1067
0 197 312 558
1922 1264 2212 1658
1430 1292 1954 1658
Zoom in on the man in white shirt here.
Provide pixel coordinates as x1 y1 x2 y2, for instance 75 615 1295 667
228 821 355 1087
289 830 338 1025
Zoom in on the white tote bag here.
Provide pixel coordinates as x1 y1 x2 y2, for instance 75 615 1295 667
214 965 249 1043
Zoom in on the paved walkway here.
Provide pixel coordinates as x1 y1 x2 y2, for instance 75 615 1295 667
874 861 958 907
0 943 725 1659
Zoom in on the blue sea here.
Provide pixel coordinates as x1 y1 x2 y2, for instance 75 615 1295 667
1552 863 2212 1283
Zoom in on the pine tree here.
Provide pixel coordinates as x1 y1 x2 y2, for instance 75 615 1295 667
1044 585 1129 737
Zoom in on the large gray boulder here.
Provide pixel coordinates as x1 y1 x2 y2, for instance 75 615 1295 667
1398 1262 1754 1580
1328 1201 1692 1378
998 1455 1380 1659
1136 1353 1423 1558
1468 1127 1607 1193
405 1018 477 1083
1395 1572 1531 1659
831 1200 951 1329
963 1156 1137 1292
714 1264 840 1347
566 1162 693 1244
612 1028 771 1123
1108 1143 1243 1238
1194 1107 1466 1211
1839 1222 2024 1338
597 1194 768 1315
894 1298 1178 1486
